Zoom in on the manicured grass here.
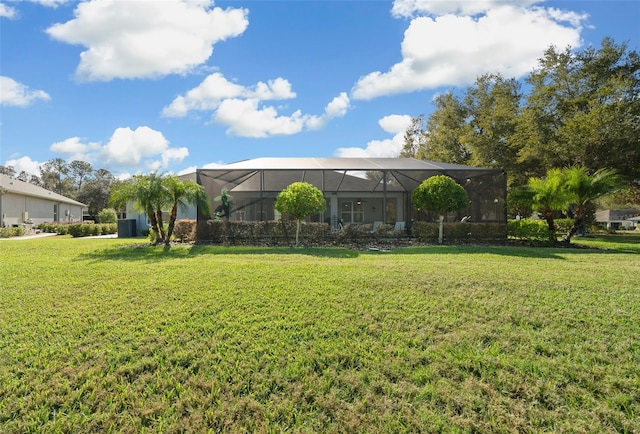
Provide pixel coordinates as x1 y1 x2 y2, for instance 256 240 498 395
1 236 639 433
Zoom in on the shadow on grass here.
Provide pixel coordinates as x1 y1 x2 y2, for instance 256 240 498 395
389 241 639 258
79 232 638 262
79 243 360 262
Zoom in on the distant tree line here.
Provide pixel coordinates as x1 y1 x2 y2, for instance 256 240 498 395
0 158 118 217
401 38 640 206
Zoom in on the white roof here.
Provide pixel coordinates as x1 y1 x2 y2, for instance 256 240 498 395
220 157 499 172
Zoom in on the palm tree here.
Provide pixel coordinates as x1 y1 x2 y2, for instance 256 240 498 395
111 173 166 244
528 168 568 243
111 173 211 245
562 166 621 242
164 176 210 245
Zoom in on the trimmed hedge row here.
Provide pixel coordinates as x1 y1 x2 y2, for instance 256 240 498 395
195 220 329 245
507 218 575 242
176 219 508 246
0 226 26 238
410 222 507 243
38 222 117 238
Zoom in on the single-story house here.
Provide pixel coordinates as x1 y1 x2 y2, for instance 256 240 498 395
0 173 86 228
595 209 640 230
183 157 506 229
127 157 507 235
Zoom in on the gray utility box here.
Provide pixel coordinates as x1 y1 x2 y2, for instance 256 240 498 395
117 219 137 238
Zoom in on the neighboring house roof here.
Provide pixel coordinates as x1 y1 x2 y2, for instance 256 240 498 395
595 209 640 222
0 173 87 207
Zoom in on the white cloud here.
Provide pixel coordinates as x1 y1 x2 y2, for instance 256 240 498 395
203 161 227 168
177 160 225 176
103 126 188 170
335 114 413 158
164 72 350 137
213 98 307 138
46 0 248 81
0 76 51 107
391 0 539 17
162 73 295 118
3 156 43 176
26 0 72 7
306 92 351 130
177 166 198 176
353 4 586 100
50 126 188 171
0 3 17 19
50 137 102 162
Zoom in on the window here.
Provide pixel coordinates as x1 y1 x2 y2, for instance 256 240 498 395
53 204 58 222
340 200 364 224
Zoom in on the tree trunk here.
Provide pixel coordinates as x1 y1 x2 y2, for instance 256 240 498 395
438 215 444 244
155 208 166 243
147 204 162 244
295 219 301 247
165 205 178 245
543 210 556 243
564 206 585 243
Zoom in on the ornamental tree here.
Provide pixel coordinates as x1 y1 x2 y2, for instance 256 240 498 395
412 175 470 244
275 182 326 246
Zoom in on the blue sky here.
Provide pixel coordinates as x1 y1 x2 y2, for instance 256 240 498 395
1 0 638 178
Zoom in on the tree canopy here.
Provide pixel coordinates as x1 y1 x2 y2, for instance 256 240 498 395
405 38 640 199
412 175 469 244
275 182 326 246
412 175 469 216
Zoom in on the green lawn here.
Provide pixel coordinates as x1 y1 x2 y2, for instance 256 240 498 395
1 235 639 433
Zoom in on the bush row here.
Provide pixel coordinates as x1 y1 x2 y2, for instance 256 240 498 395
507 218 575 242
174 219 508 245
38 222 117 237
410 222 507 243
0 226 26 238
195 220 329 245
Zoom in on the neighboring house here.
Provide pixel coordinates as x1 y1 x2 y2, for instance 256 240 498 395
0 173 86 228
595 209 640 230
190 157 506 228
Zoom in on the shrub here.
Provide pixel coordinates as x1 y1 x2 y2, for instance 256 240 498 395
336 224 373 244
195 220 328 246
67 224 84 238
97 208 118 224
102 223 117 234
173 219 196 242
412 222 506 243
0 226 25 238
555 218 574 234
508 219 553 242
410 222 439 242
61 222 114 238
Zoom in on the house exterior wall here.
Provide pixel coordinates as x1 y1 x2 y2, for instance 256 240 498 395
595 209 640 230
124 205 193 236
0 192 84 227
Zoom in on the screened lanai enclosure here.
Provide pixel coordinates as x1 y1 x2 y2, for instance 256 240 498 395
185 158 506 230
